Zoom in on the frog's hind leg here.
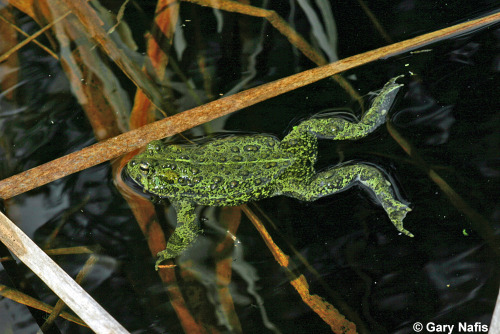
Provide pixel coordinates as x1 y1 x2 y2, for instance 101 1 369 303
155 201 200 270
284 76 404 143
283 163 413 237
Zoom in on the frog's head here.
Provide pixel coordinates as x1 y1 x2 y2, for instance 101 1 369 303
123 141 180 198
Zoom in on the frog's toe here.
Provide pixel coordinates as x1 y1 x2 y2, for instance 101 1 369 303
388 204 414 237
389 74 405 83
385 78 404 92
397 225 414 238
155 249 175 270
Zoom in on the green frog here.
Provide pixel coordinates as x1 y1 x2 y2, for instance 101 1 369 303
125 76 413 270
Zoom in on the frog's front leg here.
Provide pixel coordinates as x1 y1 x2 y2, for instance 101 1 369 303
282 164 413 237
155 200 200 270
286 76 404 142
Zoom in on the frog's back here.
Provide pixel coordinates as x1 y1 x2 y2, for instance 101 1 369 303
153 135 295 205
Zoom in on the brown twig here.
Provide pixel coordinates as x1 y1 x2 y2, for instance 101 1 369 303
0 246 98 262
0 10 70 63
241 205 357 334
0 13 59 59
0 283 87 327
0 12 499 200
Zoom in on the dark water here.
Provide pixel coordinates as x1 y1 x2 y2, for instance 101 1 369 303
0 0 499 333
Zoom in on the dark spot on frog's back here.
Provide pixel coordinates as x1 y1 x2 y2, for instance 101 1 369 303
265 162 277 169
253 177 270 188
244 144 260 152
194 155 206 163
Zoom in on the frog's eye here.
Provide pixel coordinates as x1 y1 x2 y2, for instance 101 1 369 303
139 162 150 172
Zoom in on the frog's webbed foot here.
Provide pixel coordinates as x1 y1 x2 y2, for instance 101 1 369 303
155 201 201 270
385 200 413 237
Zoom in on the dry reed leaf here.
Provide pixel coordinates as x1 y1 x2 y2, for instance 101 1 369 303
59 0 164 110
5 0 36 19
